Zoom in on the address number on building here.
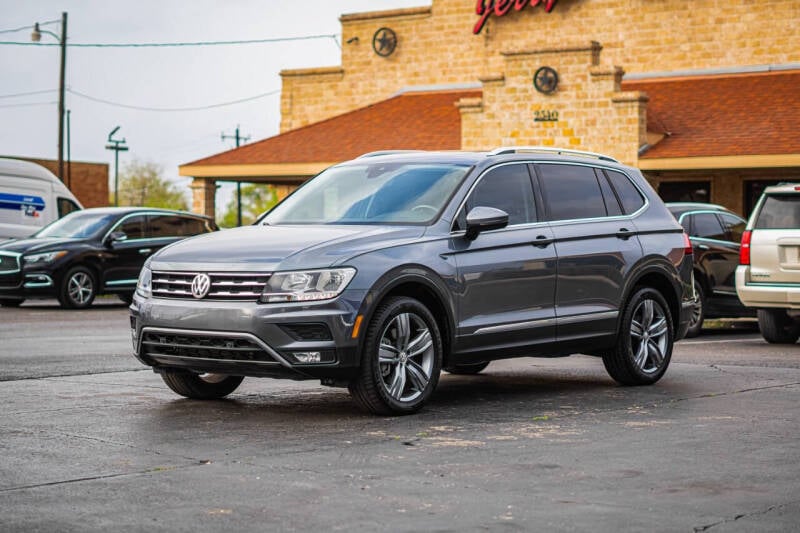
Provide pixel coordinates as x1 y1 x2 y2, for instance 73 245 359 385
534 110 559 122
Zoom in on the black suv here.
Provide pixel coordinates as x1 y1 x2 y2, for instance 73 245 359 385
666 202 753 336
0 207 217 308
130 148 693 415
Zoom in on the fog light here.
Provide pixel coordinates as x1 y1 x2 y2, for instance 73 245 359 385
292 351 322 363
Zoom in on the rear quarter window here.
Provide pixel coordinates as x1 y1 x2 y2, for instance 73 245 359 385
755 195 800 229
605 170 645 214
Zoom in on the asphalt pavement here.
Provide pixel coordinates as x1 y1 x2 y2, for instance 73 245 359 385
1 301 799 532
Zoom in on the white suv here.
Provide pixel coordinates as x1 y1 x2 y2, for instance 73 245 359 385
736 183 800 343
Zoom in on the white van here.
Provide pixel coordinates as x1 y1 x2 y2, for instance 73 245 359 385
0 158 83 241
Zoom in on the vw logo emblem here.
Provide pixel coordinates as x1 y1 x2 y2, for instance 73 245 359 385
190 273 211 299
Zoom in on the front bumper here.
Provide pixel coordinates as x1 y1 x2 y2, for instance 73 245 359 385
736 266 800 309
130 290 367 381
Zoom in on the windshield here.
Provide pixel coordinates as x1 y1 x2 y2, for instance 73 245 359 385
264 162 470 225
34 211 117 239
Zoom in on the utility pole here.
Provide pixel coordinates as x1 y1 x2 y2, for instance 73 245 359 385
105 126 129 207
221 125 250 226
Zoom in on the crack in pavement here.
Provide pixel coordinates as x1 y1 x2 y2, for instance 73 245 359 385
693 501 794 531
0 368 148 383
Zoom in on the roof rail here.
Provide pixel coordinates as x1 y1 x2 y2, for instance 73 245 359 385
357 150 425 158
488 146 619 163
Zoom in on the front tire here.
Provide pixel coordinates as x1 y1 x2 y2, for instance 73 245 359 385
686 280 705 338
603 287 674 386
161 371 244 399
757 309 800 344
349 296 442 415
58 266 97 309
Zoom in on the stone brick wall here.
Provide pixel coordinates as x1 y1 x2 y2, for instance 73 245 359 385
280 0 799 134
19 157 109 208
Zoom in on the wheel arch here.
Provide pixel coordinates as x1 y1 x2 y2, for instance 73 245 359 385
623 260 684 336
356 267 455 367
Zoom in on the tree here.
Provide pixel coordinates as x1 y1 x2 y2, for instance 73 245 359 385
112 159 189 210
219 183 279 228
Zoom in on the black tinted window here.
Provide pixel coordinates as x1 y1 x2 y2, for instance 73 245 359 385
719 213 746 243
57 198 80 218
538 164 605 220
466 164 536 226
755 195 800 229
691 213 726 240
606 170 645 214
117 215 146 240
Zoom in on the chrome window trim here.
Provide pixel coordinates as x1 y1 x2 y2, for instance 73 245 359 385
138 326 292 367
537 161 649 222
678 210 743 244
450 160 649 234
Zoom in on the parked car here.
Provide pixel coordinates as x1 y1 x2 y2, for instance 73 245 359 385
130 147 694 415
736 183 800 343
0 157 82 241
0 207 218 309
666 202 753 336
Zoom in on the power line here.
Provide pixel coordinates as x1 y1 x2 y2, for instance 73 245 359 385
0 88 59 100
0 20 59 35
0 33 339 48
0 100 57 109
67 87 280 112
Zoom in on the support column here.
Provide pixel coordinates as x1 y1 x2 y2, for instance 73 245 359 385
189 177 217 218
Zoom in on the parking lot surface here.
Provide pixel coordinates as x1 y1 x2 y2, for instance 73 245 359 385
1 302 799 531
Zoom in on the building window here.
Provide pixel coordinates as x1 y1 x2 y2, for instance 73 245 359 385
744 180 784 217
658 181 710 203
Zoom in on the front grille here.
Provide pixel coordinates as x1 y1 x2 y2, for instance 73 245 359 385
152 271 270 301
0 253 21 275
141 331 277 363
0 273 23 288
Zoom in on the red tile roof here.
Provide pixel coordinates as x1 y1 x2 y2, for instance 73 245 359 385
623 70 800 159
185 89 479 167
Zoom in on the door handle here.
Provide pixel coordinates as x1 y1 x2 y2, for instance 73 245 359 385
138 248 152 255
532 235 553 248
616 228 633 240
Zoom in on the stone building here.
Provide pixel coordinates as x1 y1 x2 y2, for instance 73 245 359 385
180 0 800 218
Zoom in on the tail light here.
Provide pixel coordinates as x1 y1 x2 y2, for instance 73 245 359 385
683 232 693 256
740 230 752 265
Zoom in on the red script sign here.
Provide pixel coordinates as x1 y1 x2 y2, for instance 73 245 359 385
474 0 558 35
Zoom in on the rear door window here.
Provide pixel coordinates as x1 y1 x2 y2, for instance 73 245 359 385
755 195 800 229
538 164 606 220
117 215 146 240
719 213 746 243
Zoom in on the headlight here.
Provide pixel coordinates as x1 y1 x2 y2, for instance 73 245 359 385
23 250 68 264
136 266 152 298
261 268 356 303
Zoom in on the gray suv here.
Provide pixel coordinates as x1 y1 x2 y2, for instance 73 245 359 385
130 147 693 415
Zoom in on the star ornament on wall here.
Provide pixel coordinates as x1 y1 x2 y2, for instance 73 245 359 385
534 66 559 94
372 27 398 57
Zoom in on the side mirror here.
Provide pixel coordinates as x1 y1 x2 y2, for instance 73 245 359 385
465 206 509 240
107 231 127 245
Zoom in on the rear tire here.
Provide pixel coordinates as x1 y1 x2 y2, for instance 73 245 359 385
0 298 24 308
757 309 800 344
161 371 244 399
348 296 442 415
685 280 705 338
603 287 674 386
445 361 490 375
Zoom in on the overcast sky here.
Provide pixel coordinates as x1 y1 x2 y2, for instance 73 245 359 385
0 0 428 212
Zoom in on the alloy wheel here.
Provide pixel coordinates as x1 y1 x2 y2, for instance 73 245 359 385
629 298 669 374
68 272 93 305
377 312 434 403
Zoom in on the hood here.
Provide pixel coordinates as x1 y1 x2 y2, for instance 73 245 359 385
0 237 78 254
149 224 425 272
